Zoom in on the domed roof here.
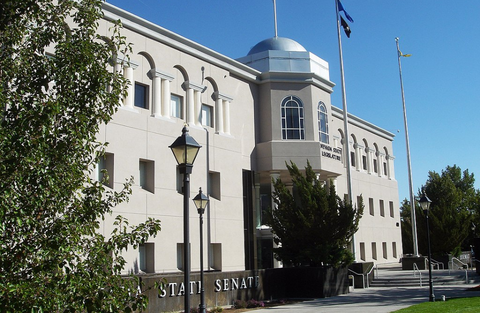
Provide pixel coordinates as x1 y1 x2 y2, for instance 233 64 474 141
247 36 307 55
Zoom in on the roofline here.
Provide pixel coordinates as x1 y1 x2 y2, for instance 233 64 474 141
102 2 261 82
331 106 395 141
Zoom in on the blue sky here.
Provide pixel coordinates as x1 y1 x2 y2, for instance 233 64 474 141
106 0 480 203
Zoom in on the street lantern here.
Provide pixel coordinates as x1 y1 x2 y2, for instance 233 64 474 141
169 126 201 172
169 126 201 313
419 193 435 302
193 188 209 313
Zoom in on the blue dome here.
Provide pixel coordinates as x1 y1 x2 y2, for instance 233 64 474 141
247 37 307 55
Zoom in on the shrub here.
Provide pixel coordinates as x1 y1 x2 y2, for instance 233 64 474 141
246 299 265 308
210 307 224 313
233 300 247 309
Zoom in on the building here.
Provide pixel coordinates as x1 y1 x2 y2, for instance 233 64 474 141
97 2 402 276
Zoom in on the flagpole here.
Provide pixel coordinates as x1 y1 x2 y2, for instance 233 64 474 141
335 0 355 259
395 37 419 257
273 0 278 37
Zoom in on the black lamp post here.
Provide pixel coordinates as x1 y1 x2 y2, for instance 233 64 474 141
169 126 201 313
193 188 209 313
419 193 435 302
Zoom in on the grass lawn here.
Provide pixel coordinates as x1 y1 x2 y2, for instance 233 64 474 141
394 297 480 312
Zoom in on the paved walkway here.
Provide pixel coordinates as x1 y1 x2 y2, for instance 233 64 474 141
252 267 480 312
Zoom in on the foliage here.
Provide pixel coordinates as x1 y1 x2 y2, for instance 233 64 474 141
401 165 479 256
232 299 264 309
266 161 363 267
0 1 161 312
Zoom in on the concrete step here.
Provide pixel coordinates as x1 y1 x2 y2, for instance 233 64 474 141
370 269 480 288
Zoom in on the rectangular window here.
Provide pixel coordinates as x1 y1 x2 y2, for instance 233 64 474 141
97 152 114 188
372 242 377 260
389 201 395 218
177 243 191 271
134 82 148 109
210 243 222 271
373 159 378 173
201 104 214 127
392 242 397 258
379 199 385 217
360 242 366 261
139 243 155 273
383 162 388 175
139 159 155 193
369 198 374 216
171 94 183 119
350 151 356 167
209 171 221 200
382 242 387 259
362 155 367 170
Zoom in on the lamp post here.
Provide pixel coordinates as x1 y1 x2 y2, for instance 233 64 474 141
193 188 209 313
419 193 435 302
169 126 202 313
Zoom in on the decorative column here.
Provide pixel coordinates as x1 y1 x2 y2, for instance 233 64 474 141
214 92 223 134
223 99 231 134
366 147 374 174
148 69 161 117
122 59 138 109
353 143 361 171
162 77 171 117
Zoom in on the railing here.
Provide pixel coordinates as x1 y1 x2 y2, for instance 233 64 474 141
449 257 469 283
413 263 422 287
348 269 365 289
424 257 444 270
365 263 376 288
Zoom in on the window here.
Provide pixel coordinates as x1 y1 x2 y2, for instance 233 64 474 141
389 201 395 218
379 199 385 217
350 151 356 167
373 159 378 173
369 198 374 216
209 171 221 200
201 104 214 127
97 153 114 188
134 82 148 109
138 243 155 273
372 242 377 260
281 95 304 140
177 243 190 271
382 242 388 259
139 159 155 193
392 242 397 258
360 242 366 261
171 94 183 119
383 161 388 176
362 155 367 170
318 102 329 143
210 243 222 270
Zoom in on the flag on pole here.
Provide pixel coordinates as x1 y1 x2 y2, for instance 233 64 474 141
340 16 351 38
399 51 412 57
337 0 354 23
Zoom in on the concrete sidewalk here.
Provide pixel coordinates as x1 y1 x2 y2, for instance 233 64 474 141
252 283 480 312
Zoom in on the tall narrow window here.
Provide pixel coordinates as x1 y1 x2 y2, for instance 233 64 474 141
318 102 329 143
171 94 183 119
134 82 148 109
281 95 304 140
201 104 214 127
139 159 155 193
97 153 114 188
369 198 374 216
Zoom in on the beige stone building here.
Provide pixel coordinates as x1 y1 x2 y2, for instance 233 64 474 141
97 3 402 275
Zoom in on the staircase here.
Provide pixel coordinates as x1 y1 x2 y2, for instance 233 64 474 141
370 265 480 288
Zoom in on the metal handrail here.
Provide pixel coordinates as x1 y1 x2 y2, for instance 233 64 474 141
365 264 376 288
348 269 365 289
413 263 422 287
424 257 444 270
449 257 469 283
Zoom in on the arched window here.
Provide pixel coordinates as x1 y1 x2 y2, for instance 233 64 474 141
318 102 329 144
281 95 304 140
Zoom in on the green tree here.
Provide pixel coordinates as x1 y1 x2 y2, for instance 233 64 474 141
401 165 478 257
266 161 363 267
0 1 161 312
